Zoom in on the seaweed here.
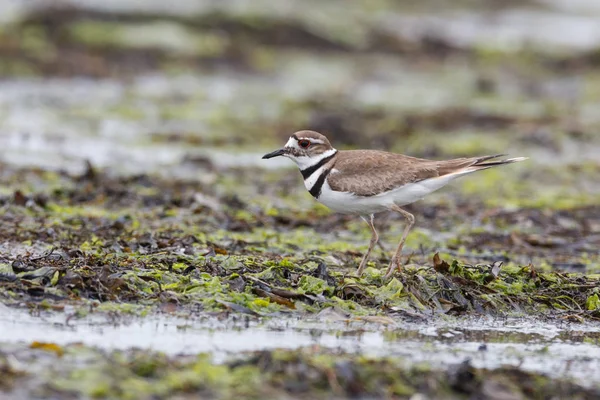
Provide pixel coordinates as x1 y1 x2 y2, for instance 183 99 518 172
0 164 598 321
2 344 598 399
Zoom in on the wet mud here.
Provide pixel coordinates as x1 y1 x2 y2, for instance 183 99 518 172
1 0 600 398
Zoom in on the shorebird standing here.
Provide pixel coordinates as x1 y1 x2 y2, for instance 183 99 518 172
263 130 526 279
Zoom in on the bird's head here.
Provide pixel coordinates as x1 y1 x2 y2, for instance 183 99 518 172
262 130 336 169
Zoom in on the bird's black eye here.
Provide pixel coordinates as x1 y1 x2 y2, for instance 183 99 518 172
298 140 311 148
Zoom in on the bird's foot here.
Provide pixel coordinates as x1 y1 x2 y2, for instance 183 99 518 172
384 259 402 280
355 266 365 277
356 257 369 277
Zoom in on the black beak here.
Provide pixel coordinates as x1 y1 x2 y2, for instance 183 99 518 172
262 148 285 159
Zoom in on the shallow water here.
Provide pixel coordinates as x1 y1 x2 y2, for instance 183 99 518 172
9 0 600 52
1 73 598 178
1 1 600 395
1 306 599 387
1 0 600 176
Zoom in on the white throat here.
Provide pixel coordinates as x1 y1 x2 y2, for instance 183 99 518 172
288 148 337 170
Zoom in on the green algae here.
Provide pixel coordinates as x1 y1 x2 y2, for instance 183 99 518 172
586 293 600 311
11 248 599 319
67 21 229 57
0 4 600 399
0 3 600 399
0 161 598 321
298 275 334 296
3 344 598 399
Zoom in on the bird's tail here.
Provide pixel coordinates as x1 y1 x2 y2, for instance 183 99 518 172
436 154 528 178
468 154 528 171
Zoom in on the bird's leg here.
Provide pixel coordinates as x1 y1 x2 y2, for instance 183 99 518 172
384 206 415 279
376 241 387 252
356 214 378 276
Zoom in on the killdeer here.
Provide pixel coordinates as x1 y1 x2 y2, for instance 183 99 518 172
263 130 527 279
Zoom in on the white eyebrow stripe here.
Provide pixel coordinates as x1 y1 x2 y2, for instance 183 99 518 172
298 138 324 144
286 136 325 148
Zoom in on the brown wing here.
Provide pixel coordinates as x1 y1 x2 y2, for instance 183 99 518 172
327 150 505 197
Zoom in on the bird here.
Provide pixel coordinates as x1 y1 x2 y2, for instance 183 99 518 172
262 130 527 279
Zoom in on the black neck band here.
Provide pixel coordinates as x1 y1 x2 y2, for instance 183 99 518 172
309 168 332 199
300 151 337 179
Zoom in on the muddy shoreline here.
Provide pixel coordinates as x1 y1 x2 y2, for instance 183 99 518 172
1 0 600 398
1 161 599 397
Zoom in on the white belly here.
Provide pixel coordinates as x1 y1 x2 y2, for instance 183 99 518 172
316 172 468 215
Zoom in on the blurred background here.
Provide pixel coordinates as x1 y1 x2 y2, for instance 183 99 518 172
0 0 599 270
1 0 599 171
